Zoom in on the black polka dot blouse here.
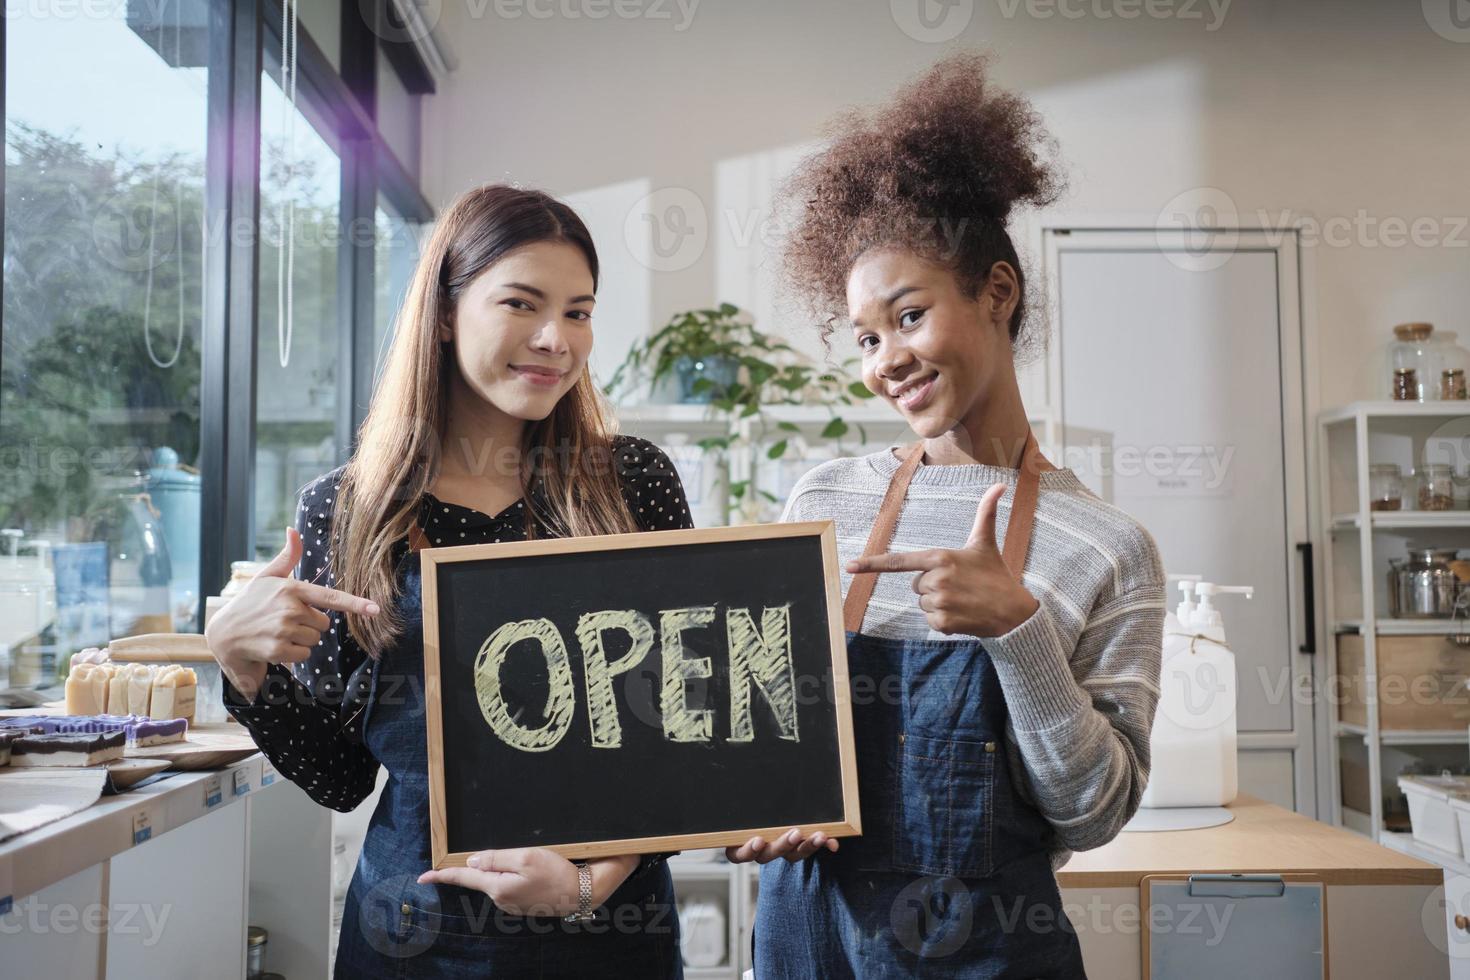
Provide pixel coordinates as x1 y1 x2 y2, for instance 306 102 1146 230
222 434 696 821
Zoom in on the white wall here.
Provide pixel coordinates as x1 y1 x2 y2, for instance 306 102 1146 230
419 0 1470 409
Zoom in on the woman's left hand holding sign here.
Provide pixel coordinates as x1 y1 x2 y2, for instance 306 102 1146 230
418 849 638 916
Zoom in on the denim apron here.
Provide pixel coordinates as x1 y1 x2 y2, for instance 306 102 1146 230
333 527 684 979
754 436 1087 979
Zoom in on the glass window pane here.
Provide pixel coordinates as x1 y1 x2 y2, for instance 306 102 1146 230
373 198 426 386
2 1 210 689
297 0 342 73
376 48 421 182
255 71 343 560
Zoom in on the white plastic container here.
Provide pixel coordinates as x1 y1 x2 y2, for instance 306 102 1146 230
1398 772 1470 855
669 847 722 864
1139 581 1246 809
678 898 727 967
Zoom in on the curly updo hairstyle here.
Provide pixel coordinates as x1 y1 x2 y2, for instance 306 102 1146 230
781 53 1063 356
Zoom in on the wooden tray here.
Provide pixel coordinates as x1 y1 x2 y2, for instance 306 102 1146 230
15 758 170 791
126 726 259 771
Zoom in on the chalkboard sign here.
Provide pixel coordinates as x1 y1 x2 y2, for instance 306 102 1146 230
421 521 860 867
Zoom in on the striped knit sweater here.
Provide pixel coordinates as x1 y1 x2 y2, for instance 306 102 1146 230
781 446 1167 869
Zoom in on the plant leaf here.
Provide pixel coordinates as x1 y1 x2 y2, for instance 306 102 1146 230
821 418 849 439
767 439 788 459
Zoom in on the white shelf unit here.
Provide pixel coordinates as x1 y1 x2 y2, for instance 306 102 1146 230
1320 400 1470 842
616 400 1060 526
665 852 756 978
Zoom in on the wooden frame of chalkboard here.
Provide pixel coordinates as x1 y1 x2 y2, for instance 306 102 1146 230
421 521 861 868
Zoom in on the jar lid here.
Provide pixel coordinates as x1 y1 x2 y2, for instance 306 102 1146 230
1408 548 1459 562
1394 322 1434 340
247 926 268 947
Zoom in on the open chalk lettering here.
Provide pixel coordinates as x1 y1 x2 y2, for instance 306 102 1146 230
472 604 800 752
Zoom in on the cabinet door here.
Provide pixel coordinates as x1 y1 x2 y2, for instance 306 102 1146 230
1442 869 1470 979
1046 229 1314 814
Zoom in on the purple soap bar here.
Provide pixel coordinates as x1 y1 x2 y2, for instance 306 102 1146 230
124 716 188 746
0 713 187 746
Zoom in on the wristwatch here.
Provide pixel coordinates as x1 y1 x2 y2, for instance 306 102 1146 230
563 861 595 922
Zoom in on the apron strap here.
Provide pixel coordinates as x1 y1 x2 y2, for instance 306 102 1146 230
841 431 1046 634
1001 430 1042 582
841 442 925 633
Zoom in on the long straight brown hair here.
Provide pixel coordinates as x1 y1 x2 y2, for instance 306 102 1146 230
332 184 640 658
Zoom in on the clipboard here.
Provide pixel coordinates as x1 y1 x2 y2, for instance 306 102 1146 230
1142 873 1328 979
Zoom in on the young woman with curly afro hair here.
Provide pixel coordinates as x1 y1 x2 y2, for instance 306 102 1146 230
725 54 1166 978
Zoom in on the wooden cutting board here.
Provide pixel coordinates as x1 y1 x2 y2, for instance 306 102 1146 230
126 725 259 771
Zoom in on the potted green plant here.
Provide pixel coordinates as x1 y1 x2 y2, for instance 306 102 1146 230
605 303 877 522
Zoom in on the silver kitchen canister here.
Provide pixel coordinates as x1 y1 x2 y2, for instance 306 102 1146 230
1393 548 1463 618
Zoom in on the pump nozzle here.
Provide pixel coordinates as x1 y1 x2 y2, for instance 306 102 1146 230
1192 583 1253 630
1173 577 1202 622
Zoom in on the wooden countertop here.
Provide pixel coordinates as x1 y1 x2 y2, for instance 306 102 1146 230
1057 795 1442 888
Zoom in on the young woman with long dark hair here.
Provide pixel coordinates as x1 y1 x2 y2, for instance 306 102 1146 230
207 185 690 977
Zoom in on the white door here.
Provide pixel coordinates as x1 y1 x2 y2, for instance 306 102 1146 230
1042 228 1316 815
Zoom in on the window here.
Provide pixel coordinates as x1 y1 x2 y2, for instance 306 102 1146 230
372 197 426 383
253 69 345 560
1 0 212 686
0 2 434 693
376 47 421 183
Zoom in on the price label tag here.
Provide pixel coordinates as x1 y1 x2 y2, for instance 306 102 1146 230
0 852 13 917
233 768 250 797
204 773 223 809
260 759 276 787
132 810 153 846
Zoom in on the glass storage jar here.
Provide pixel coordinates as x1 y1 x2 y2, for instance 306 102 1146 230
1389 322 1437 401
1370 464 1404 511
1419 463 1457 510
1436 330 1470 399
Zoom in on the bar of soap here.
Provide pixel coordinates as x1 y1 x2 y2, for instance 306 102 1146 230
126 663 155 716
2 713 188 747
95 663 121 713
0 728 34 766
10 730 125 767
120 715 188 746
150 665 197 725
107 667 131 717
72 647 110 666
64 663 108 716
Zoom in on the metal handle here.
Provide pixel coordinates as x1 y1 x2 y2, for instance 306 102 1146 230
1297 542 1316 654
